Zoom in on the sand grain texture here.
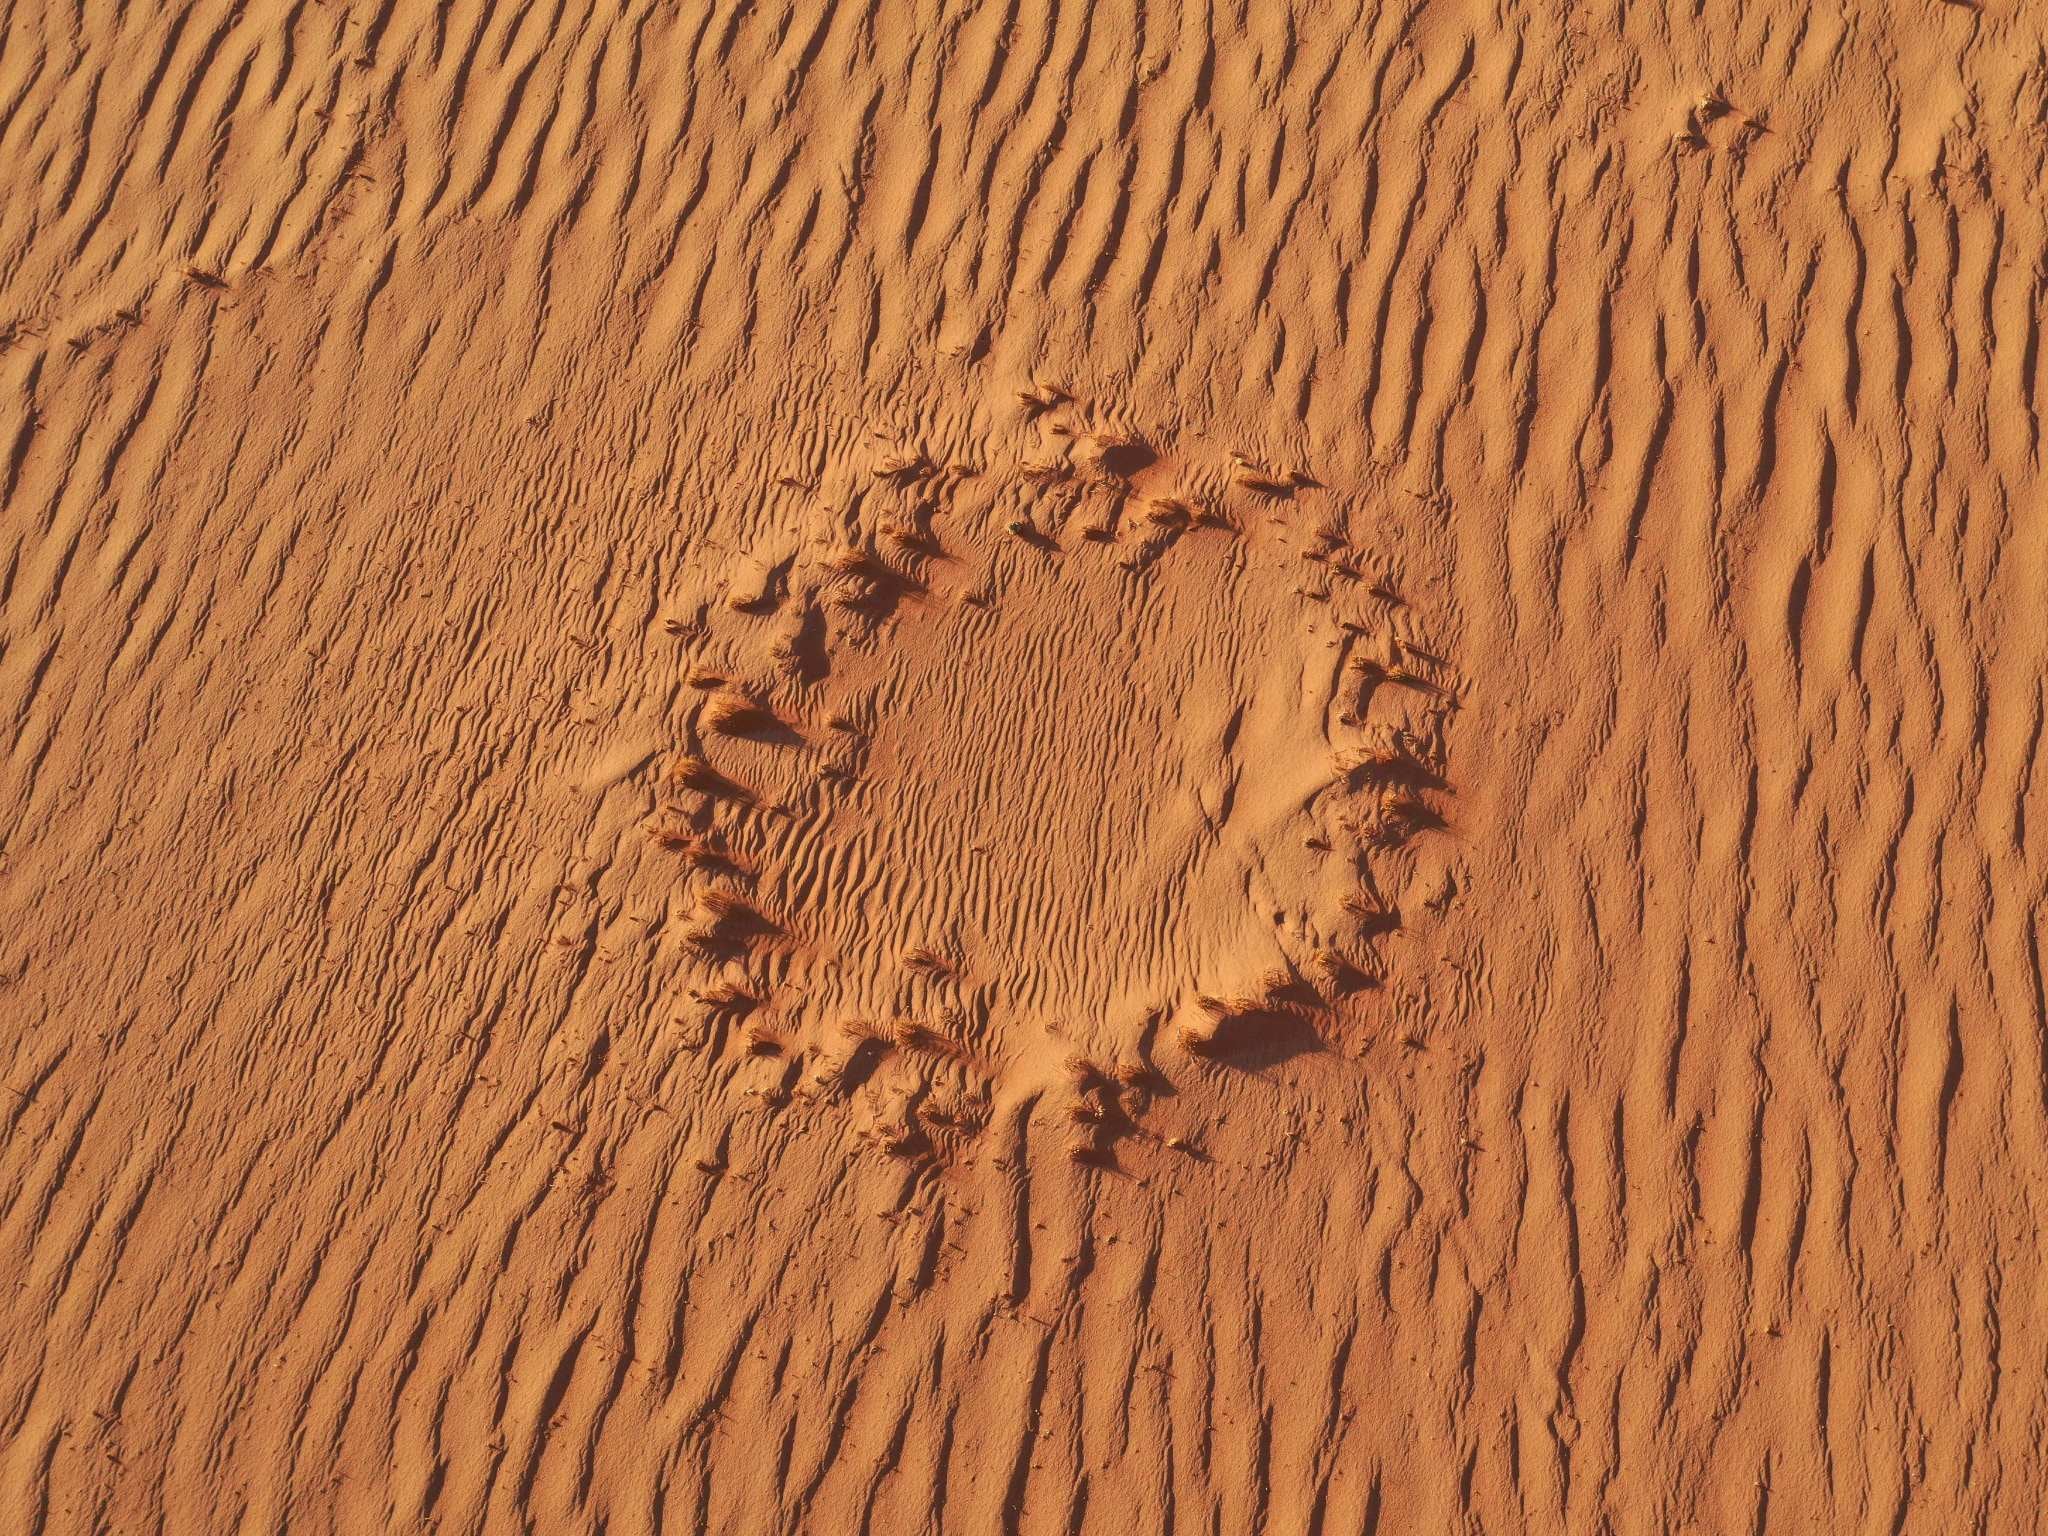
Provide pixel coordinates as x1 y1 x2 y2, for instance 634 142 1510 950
4 0 2047 1530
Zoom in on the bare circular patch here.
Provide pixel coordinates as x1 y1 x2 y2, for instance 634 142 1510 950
646 401 1456 1168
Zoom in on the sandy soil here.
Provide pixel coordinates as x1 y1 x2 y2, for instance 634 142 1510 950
4 0 2046 1530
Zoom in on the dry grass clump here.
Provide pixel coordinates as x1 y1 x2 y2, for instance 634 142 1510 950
1066 1089 1112 1125
1347 654 1388 682
1346 791 1435 848
879 520 941 560
1308 948 1373 997
669 753 753 803
877 1124 923 1158
1230 455 1294 496
1335 739 1407 778
1256 964 1298 1002
704 689 778 737
871 449 931 483
644 825 747 872
696 887 767 924
688 980 764 1016
824 545 889 579
1065 1133 1109 1165
1081 431 1155 478
1342 892 1392 925
901 946 955 979
1062 1052 1106 1086
682 887 778 954
1194 992 1262 1022
891 1018 969 1059
823 544 914 616
1229 452 1317 494
1016 379 1070 412
1110 1060 1153 1089
1302 524 1346 562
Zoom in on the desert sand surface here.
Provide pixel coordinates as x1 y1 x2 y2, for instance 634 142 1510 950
4 0 2047 1530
